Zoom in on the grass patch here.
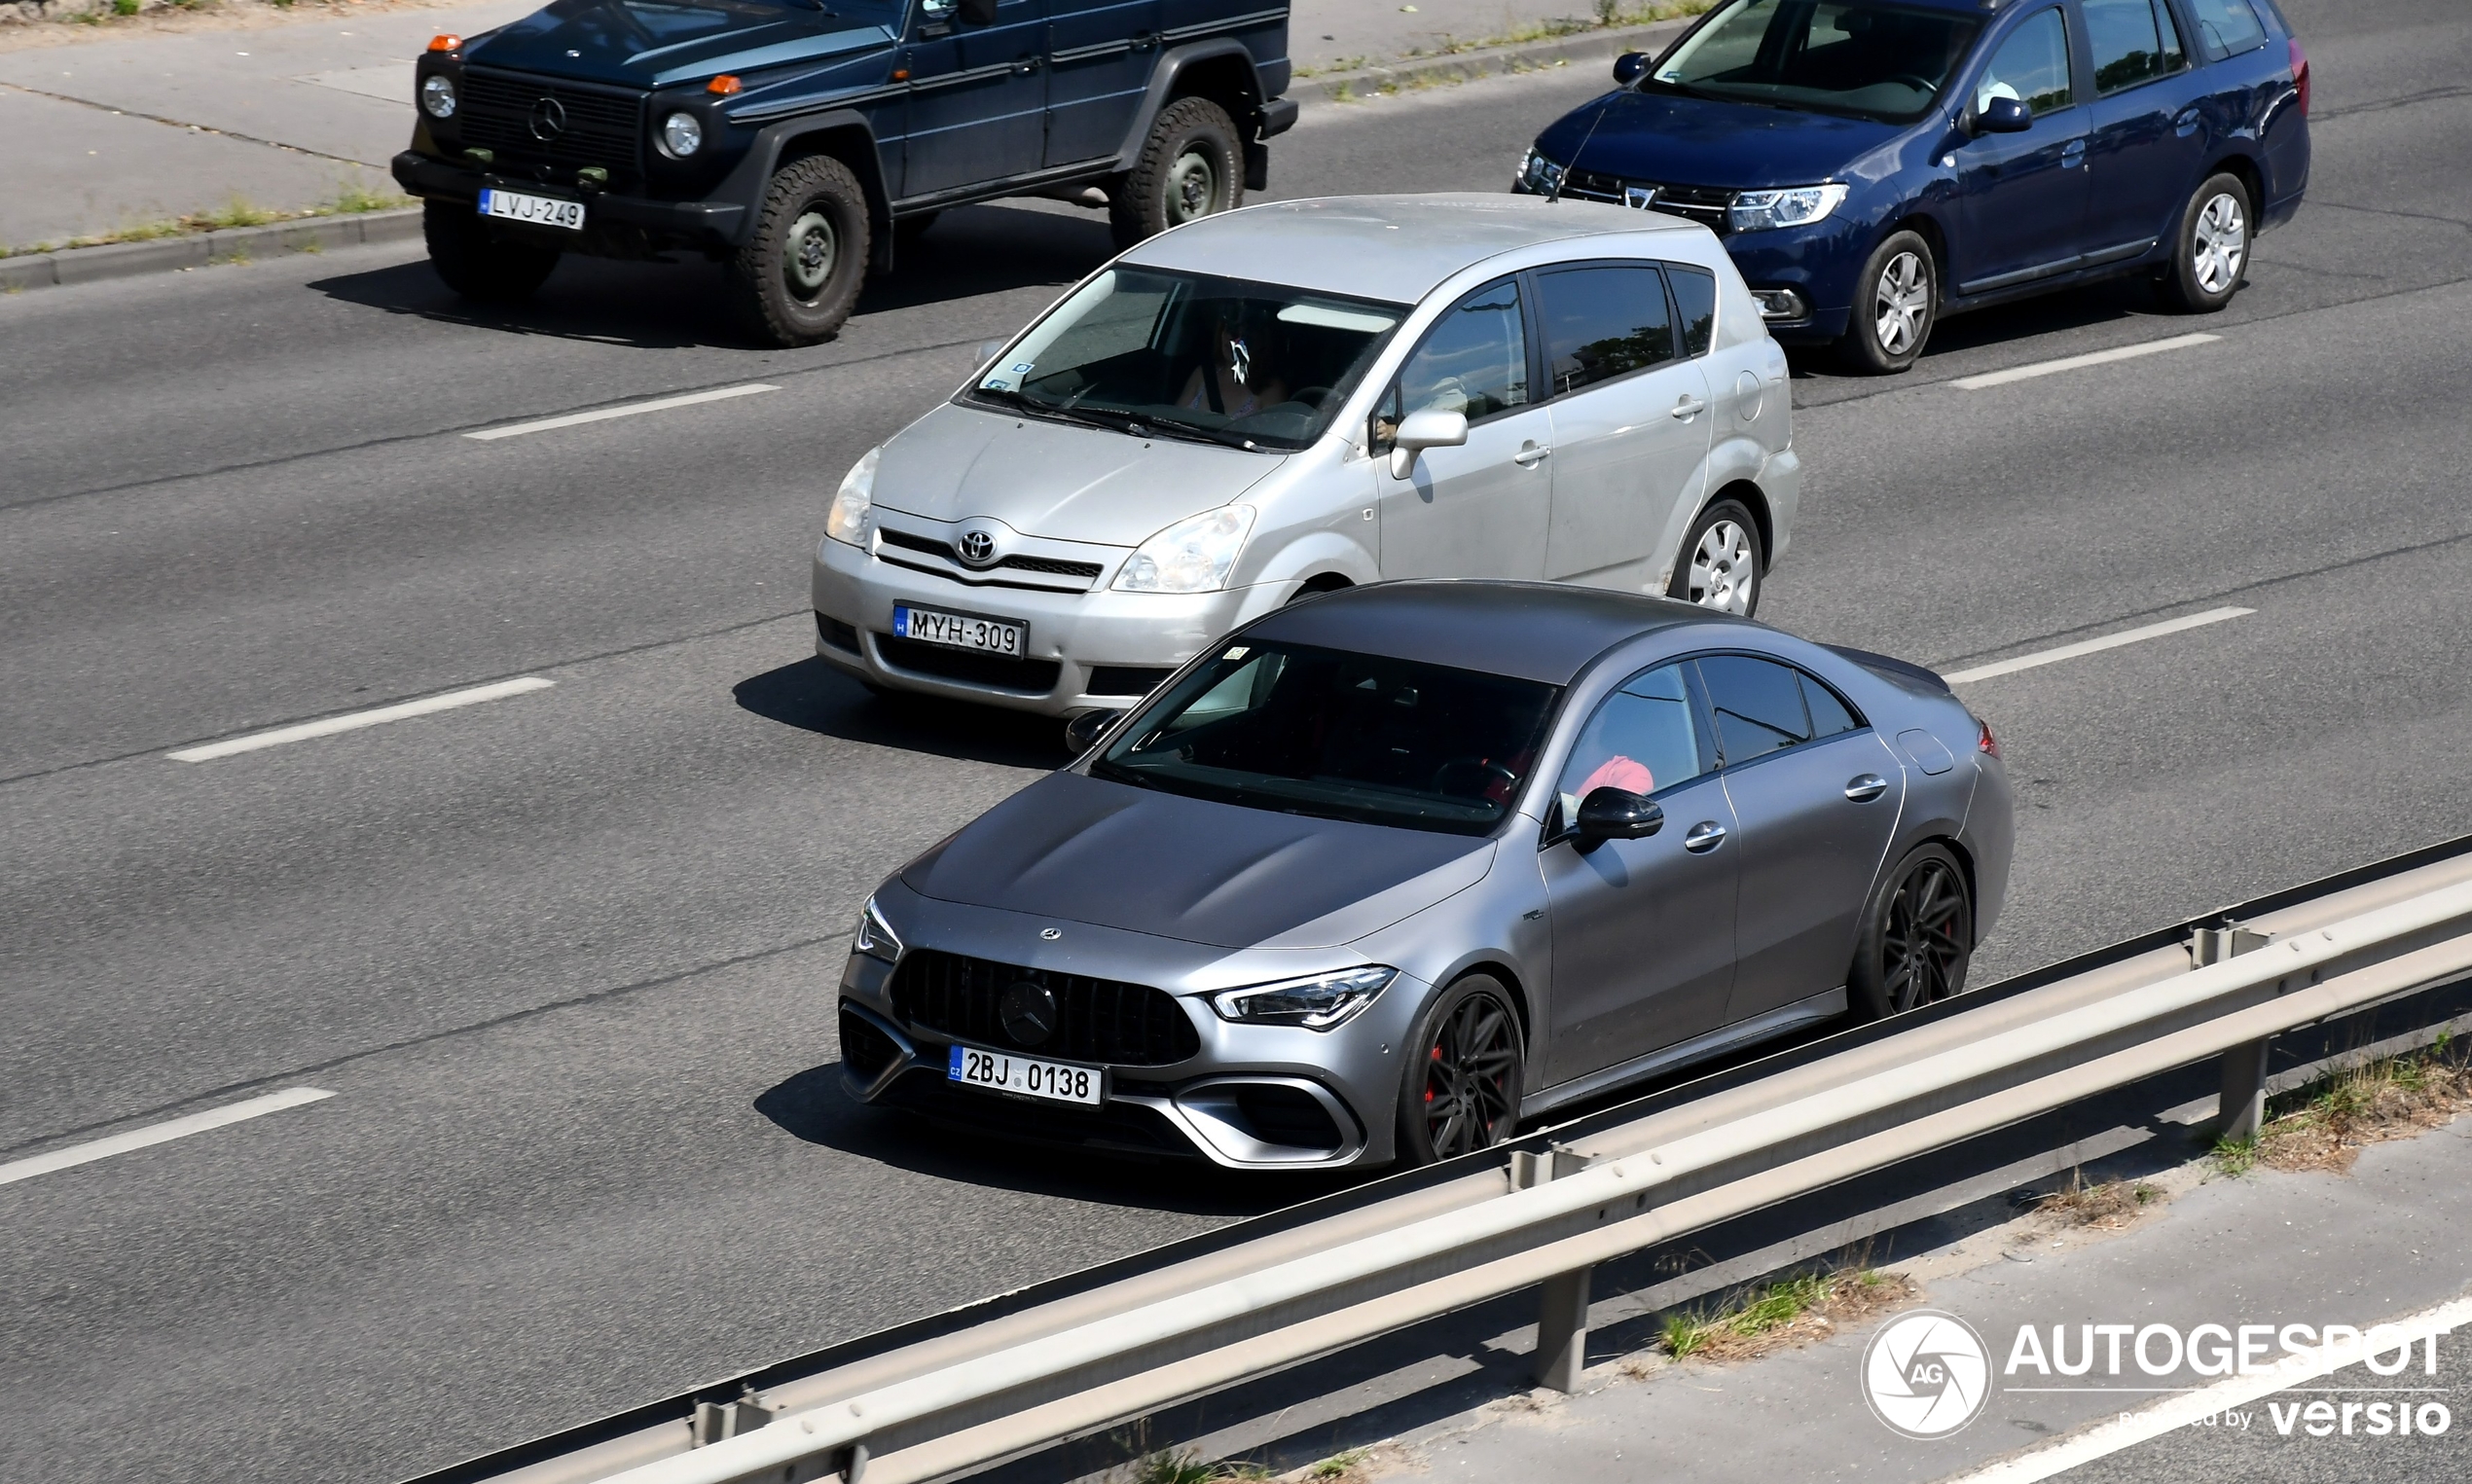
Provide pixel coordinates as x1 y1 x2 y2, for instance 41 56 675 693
1310 1449 1368 1479
1654 1266 1917 1363
2247 1033 2471 1174
1118 1450 1273 1484
5 184 412 260
2032 1168 2164 1228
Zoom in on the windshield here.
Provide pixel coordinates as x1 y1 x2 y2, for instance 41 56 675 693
1090 640 1560 836
1650 0 1983 123
969 269 1407 452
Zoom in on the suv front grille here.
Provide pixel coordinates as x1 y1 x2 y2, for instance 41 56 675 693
1560 169 1736 233
891 950 1201 1066
458 69 644 175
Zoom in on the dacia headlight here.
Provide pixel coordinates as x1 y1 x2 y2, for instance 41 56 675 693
1212 966 1397 1030
852 896 903 963
420 74 458 120
661 110 704 158
1727 183 1849 233
825 446 879 547
1112 504 1254 594
1518 147 1565 195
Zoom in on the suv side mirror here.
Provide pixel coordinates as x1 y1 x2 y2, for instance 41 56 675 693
1064 707 1121 755
1574 786 1663 848
1387 407 1468 479
1612 52 1650 87
956 0 998 24
1973 95 2032 133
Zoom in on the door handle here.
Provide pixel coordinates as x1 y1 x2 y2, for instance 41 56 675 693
1512 442 1550 467
1013 54 1042 73
1683 820 1727 853
2060 138 2086 165
2174 107 2201 136
1671 394 1706 420
1844 774 1888 803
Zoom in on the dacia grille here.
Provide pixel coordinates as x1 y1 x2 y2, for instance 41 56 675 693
891 950 1201 1066
1560 169 1737 234
458 69 644 175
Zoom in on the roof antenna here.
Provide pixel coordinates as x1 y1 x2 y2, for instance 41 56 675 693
1547 84 1622 204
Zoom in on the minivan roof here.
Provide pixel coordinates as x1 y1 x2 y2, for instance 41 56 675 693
1118 193 1703 305
1244 579 1750 685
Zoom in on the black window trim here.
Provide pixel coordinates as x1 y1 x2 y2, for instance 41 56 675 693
1686 649 1874 777
1520 257 1691 403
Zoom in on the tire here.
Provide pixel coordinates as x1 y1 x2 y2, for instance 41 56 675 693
1395 974 1524 1166
1836 229 1937 375
1109 97 1244 250
1849 844 1974 1021
730 154 871 347
1664 497 1763 616
422 199 559 305
2157 172 2251 313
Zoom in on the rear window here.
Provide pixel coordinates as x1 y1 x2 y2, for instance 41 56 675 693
1668 266 1718 356
2184 0 2268 60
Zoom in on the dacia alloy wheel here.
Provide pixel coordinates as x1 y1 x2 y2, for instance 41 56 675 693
1879 856 1969 1013
1873 249 1931 358
2190 190 2247 298
1418 991 1520 1160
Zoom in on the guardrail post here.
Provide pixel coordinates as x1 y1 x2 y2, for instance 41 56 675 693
2192 922 2274 1141
1514 1145 1594 1392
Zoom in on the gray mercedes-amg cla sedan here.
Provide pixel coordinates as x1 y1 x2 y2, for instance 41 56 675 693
837 582 2012 1169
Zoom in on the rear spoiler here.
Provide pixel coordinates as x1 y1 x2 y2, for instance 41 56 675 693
1824 643 1951 695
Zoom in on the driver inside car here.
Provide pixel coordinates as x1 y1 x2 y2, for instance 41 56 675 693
1554 664 1708 824
1179 303 1291 419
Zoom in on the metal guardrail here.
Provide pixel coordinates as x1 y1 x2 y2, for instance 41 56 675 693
411 837 2472 1484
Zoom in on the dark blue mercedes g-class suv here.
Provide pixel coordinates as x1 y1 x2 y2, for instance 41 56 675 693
393 0 1296 344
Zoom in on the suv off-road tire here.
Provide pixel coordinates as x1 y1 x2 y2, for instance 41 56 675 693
731 153 871 346
422 200 560 305
1837 229 1938 375
1109 97 1244 249
2157 171 2251 313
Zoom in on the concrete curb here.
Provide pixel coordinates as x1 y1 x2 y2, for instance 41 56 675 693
0 206 422 295
1293 16 1690 108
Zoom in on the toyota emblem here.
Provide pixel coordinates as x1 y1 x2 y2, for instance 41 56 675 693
527 96 568 141
955 528 998 567
998 981 1058 1046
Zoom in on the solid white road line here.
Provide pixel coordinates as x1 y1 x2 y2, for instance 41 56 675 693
1946 1293 2472 1483
1944 607 2253 685
462 383 779 441
0 1087 334 1187
166 676 555 762
1951 333 2221 390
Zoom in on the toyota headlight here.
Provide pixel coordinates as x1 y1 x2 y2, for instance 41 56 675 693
825 447 879 547
1727 183 1849 233
1212 966 1397 1030
1111 504 1254 594
1518 147 1565 195
419 74 457 120
852 896 903 963
661 110 705 158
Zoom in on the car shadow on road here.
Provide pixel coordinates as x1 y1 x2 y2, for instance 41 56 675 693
755 1064 1355 1218
305 201 1113 350
1784 272 2177 381
733 654 1066 771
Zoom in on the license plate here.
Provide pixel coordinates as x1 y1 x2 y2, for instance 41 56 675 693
948 1044 1104 1106
893 603 1025 656
478 188 586 232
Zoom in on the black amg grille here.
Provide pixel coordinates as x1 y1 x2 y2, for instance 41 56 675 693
876 528 1103 581
1561 169 1736 233
891 950 1201 1066
875 633 1063 694
458 70 644 174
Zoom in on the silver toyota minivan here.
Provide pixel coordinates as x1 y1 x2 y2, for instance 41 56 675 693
812 194 1799 715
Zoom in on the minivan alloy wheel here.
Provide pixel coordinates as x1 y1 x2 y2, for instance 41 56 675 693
2191 192 2247 297
1873 250 1930 357
1684 518 1757 614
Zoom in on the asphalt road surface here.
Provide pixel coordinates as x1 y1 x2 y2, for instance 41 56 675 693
4 0 2469 1478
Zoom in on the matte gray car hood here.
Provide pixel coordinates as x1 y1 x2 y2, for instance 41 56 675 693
874 404 1285 545
901 772 1494 950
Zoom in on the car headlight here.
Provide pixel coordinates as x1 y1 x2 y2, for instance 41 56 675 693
1727 183 1849 233
852 896 903 963
661 110 704 158
1518 147 1565 195
1211 966 1397 1030
825 447 879 547
1111 504 1254 594
419 74 457 120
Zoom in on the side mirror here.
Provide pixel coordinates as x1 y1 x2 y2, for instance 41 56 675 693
1573 786 1663 849
1386 407 1469 480
956 0 998 24
1612 52 1650 87
1973 95 2032 133
1063 707 1120 755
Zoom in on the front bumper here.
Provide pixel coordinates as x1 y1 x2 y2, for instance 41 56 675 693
391 150 745 251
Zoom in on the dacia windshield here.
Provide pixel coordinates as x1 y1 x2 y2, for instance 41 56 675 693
1648 0 1984 124
967 268 1407 453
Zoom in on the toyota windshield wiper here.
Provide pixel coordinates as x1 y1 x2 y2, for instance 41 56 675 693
972 385 1137 435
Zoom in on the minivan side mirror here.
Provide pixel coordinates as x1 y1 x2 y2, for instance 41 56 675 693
1573 786 1664 848
1388 408 1469 480
1973 95 2032 133
1612 52 1650 87
1064 707 1121 755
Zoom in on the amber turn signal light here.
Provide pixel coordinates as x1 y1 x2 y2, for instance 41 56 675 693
427 33 462 52
707 74 743 95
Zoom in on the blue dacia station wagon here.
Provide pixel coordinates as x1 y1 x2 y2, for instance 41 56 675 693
1515 0 2308 371
395 0 1296 344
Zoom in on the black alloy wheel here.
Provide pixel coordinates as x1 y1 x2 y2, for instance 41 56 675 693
731 153 871 347
421 199 561 304
1851 844 1974 1020
1398 975 1523 1164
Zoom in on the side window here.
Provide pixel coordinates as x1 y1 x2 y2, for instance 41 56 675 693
2182 0 2267 60
1696 655 1812 766
1976 8 2074 116
1535 265 1675 396
1388 280 1530 432
1555 664 1712 824
1667 266 1718 358
2086 0 2185 94
1799 671 1863 738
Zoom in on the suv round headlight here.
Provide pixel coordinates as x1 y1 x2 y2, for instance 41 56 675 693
419 74 457 120
661 111 704 158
